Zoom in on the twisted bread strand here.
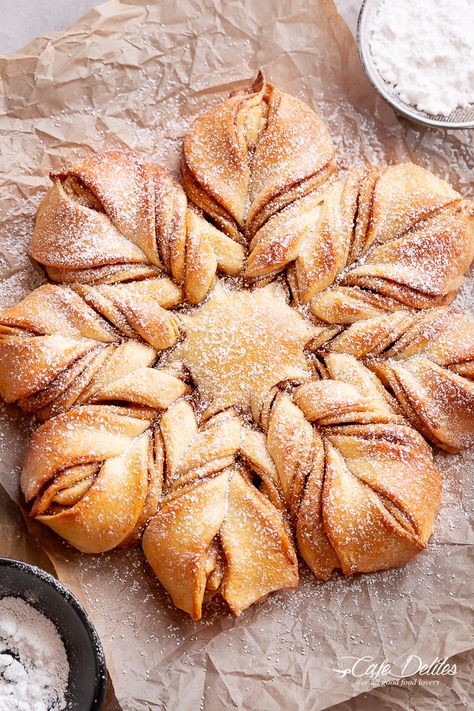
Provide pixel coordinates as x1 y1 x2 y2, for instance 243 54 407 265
294 163 474 322
182 72 337 281
258 359 441 580
20 394 298 618
0 281 181 347
321 307 474 451
0 284 190 419
30 151 245 304
1 73 472 622
142 400 298 620
21 406 162 551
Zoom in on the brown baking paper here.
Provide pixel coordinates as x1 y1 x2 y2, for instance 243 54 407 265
0 1 472 709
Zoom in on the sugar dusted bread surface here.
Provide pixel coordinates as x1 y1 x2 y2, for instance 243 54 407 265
0 74 472 619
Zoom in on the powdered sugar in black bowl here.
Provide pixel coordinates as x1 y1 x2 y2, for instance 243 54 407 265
0 557 106 710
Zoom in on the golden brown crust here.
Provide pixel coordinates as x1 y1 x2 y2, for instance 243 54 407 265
322 307 474 451
21 382 298 619
264 368 441 580
0 284 190 419
0 75 472 623
22 408 163 554
182 73 337 279
142 401 298 619
303 164 473 323
30 151 244 304
21 396 299 619
183 81 472 309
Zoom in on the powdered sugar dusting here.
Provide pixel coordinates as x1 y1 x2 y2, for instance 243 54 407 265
0 16 472 704
0 596 69 711
0 81 473 623
369 0 474 116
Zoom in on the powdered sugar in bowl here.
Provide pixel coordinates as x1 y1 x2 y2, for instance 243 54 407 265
357 0 474 128
0 558 106 710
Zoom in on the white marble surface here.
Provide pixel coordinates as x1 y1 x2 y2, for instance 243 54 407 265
0 0 361 55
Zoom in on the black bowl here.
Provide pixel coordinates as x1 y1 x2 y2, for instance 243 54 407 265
0 557 106 710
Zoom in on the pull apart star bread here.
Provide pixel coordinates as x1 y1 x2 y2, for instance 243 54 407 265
0 74 473 619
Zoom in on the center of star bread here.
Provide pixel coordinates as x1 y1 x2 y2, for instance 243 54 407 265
171 283 315 415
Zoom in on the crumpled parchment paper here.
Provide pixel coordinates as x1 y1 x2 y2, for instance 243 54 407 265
0 1 472 709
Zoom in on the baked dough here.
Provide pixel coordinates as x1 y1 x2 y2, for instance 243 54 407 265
320 307 474 451
182 72 337 279
299 164 474 321
30 151 245 304
261 355 441 580
0 75 472 619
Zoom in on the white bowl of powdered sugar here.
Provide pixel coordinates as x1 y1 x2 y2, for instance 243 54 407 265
357 0 474 128
0 557 106 711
